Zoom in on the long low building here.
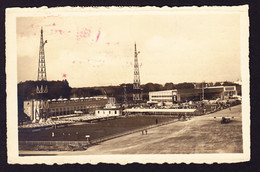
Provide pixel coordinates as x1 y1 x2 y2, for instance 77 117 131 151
48 98 107 116
149 86 238 103
24 98 108 121
123 108 197 115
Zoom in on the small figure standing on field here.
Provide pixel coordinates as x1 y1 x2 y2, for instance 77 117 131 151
145 130 147 135
178 114 181 120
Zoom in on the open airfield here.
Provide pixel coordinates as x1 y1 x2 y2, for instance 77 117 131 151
63 104 242 154
20 104 242 155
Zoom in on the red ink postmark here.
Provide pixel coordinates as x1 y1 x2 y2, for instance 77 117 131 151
58 30 63 35
96 30 101 42
76 28 91 40
62 73 67 78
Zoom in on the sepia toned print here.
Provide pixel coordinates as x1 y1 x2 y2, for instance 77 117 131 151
6 6 250 164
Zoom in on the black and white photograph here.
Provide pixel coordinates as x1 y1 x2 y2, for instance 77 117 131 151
6 6 250 164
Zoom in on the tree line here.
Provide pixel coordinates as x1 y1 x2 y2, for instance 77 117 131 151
18 80 241 103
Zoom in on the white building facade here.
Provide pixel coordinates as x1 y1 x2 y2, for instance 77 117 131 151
95 97 122 116
95 109 121 116
149 90 178 103
23 100 48 121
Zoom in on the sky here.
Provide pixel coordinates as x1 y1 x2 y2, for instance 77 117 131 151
17 12 241 88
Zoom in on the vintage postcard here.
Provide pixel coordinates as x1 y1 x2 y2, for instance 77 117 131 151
6 6 250 164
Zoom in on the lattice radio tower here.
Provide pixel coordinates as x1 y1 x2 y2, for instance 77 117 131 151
133 43 142 102
35 27 49 122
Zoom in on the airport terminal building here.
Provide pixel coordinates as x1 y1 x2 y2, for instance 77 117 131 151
149 86 238 103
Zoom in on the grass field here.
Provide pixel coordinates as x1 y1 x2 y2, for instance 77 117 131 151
19 116 176 142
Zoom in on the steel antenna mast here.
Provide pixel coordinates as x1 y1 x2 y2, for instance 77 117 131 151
133 43 142 102
35 27 49 122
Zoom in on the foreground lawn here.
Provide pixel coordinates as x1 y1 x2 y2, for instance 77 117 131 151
19 116 175 142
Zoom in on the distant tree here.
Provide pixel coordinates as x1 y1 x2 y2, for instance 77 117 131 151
214 82 222 86
18 80 72 100
103 87 116 96
143 83 163 92
175 82 194 89
164 82 176 90
71 85 123 98
223 81 236 86
47 80 71 99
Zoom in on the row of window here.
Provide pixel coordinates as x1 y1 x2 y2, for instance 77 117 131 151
151 99 172 102
97 110 117 114
224 87 236 91
151 95 174 98
224 91 236 96
49 105 100 112
51 99 106 103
